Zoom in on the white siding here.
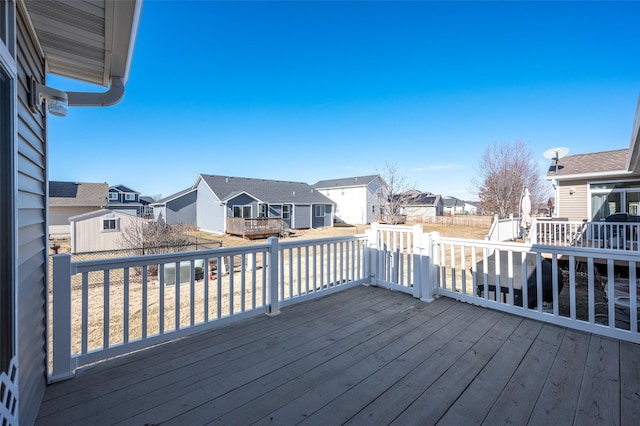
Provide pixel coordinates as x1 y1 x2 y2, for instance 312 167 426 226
71 212 143 253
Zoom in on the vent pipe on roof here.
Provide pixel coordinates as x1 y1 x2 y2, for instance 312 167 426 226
66 77 126 107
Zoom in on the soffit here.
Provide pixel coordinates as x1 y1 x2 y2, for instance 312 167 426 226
24 0 141 87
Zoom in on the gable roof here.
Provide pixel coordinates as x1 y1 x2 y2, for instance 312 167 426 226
442 196 464 207
546 149 630 180
68 208 141 222
110 185 139 194
199 175 334 205
313 175 381 189
49 181 109 206
152 187 197 205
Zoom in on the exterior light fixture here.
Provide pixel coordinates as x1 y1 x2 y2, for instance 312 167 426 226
29 77 68 117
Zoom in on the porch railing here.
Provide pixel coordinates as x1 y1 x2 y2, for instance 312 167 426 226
225 217 288 238
430 235 640 344
51 223 640 383
51 234 368 382
531 218 640 251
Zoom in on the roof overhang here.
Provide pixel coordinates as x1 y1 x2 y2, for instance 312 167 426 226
544 170 634 182
24 0 143 87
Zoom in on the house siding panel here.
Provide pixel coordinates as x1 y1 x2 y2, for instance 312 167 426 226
16 5 47 424
196 179 225 234
166 190 197 225
557 180 589 221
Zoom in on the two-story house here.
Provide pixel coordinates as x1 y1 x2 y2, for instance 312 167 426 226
107 184 153 218
313 175 388 225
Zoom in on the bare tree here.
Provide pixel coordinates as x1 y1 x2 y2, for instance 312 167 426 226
377 162 417 225
473 140 547 218
117 221 195 255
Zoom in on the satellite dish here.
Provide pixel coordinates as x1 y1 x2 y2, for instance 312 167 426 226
543 147 570 160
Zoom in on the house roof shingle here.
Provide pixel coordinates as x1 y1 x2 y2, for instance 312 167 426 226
546 149 629 178
313 175 380 189
200 175 334 205
49 181 109 206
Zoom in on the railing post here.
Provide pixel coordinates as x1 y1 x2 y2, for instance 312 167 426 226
412 224 422 299
51 254 76 382
420 232 436 303
266 236 281 316
368 223 379 286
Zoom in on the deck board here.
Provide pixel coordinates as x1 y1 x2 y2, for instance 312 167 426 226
36 286 640 426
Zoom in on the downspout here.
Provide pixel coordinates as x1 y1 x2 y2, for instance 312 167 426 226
67 77 125 107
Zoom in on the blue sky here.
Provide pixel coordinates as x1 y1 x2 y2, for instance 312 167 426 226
48 1 640 201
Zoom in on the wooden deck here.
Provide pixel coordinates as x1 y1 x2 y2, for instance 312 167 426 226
36 286 640 425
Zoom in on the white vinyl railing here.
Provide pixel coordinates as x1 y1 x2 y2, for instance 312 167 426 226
51 234 369 382
485 215 521 242
532 218 640 251
430 233 640 344
51 224 640 383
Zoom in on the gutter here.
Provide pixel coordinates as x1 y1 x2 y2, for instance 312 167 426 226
67 77 126 107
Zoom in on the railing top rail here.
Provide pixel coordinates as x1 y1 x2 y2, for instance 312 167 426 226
374 223 415 231
279 234 367 249
63 244 270 273
436 235 640 261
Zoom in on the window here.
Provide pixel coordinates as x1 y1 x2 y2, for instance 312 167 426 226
282 205 291 220
233 205 252 218
259 203 268 218
101 218 120 232
124 193 136 201
589 181 640 221
108 192 118 201
315 205 326 217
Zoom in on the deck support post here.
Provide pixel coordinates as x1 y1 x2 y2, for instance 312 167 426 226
367 223 379 286
412 224 423 299
266 236 281 316
51 254 76 382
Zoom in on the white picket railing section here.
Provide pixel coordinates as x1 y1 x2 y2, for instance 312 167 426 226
485 216 521 242
532 218 640 251
51 234 369 382
431 233 640 344
51 223 640 382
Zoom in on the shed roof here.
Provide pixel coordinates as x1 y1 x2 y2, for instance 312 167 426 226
152 188 197 205
199 175 334 205
313 175 381 189
49 181 108 206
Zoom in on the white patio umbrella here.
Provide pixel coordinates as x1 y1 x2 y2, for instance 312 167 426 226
521 187 532 228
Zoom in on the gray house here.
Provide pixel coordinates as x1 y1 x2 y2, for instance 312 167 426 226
151 187 198 225
0 1 142 424
154 174 335 234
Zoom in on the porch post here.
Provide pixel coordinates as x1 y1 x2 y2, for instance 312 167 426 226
368 223 379 286
420 232 436 303
51 254 76 382
412 224 422 299
266 236 281 316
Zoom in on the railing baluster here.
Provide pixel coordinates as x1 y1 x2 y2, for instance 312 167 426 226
103 269 110 349
217 257 222 319
204 259 209 321
229 255 235 315
189 260 195 326
123 268 129 344
142 266 148 338
81 272 88 354
241 254 246 313
159 265 165 334
175 261 180 330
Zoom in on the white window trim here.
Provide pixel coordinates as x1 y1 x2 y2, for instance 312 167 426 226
282 204 291 220
315 205 326 218
108 192 118 201
101 218 120 232
124 193 136 201
232 205 252 218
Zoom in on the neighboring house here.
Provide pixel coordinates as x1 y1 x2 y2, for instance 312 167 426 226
151 187 198 226
107 184 153 218
399 190 442 222
546 132 640 221
157 174 335 234
464 201 479 215
313 175 388 225
442 196 465 215
49 181 109 237
69 209 145 254
0 2 142 424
